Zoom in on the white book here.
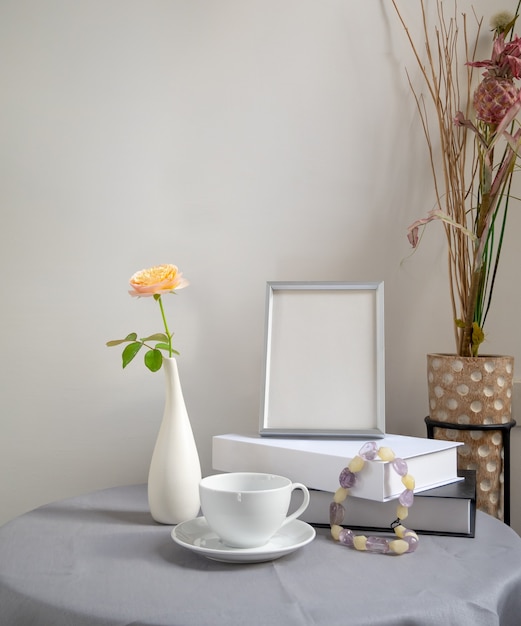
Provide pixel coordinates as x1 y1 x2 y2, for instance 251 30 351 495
212 433 462 502
291 470 476 537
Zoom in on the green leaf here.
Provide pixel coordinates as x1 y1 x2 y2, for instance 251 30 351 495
141 333 169 342
471 322 485 357
145 349 163 372
122 342 143 368
106 339 126 347
154 342 172 352
106 332 138 347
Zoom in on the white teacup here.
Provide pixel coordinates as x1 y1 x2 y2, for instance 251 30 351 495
199 472 310 548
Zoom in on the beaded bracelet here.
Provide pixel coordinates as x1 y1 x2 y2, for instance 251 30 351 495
330 441 419 555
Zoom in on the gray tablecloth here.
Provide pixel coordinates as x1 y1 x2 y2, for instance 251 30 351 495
1 484 521 626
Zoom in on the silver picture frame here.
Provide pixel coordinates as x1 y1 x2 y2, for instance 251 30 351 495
259 281 385 438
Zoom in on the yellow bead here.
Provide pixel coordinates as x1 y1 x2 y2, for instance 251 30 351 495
377 446 395 462
404 530 418 540
353 535 367 551
331 525 343 541
389 539 409 555
334 487 349 503
348 455 365 473
396 505 409 520
394 525 406 538
402 474 415 490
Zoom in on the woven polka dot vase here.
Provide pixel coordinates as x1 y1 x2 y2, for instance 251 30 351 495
426 353 514 520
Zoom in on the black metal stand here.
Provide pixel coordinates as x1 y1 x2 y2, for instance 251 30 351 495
425 416 516 526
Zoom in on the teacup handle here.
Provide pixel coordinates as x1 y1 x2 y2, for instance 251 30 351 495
282 482 310 527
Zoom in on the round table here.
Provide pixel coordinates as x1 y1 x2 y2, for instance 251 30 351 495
1 484 521 626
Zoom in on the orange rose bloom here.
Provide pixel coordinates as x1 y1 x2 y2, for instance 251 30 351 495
129 264 189 297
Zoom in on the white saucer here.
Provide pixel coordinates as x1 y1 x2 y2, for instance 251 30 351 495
171 517 316 563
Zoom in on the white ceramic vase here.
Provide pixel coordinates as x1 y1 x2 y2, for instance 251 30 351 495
148 357 202 524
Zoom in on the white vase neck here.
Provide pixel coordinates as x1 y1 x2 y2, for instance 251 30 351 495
162 356 185 412
162 356 178 373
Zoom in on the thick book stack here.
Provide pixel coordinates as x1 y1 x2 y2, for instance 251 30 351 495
212 433 476 537
290 470 476 537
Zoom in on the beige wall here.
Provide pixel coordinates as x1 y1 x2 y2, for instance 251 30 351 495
1 0 520 535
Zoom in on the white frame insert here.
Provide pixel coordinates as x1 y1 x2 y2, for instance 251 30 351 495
259 281 385 437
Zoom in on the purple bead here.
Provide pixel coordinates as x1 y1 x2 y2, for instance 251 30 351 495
338 528 355 547
339 468 357 489
366 536 390 554
392 457 408 476
399 489 414 508
329 502 345 525
403 533 419 553
359 441 378 460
